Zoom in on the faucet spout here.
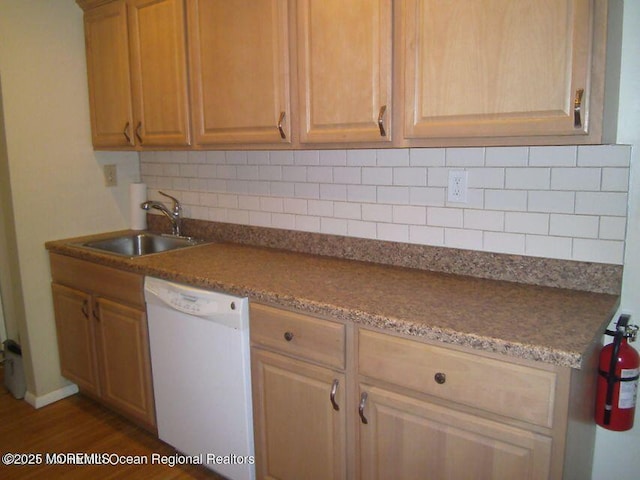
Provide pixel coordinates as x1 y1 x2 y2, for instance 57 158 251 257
141 191 182 236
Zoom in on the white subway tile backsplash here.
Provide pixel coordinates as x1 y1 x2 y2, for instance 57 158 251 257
410 148 445 166
463 209 504 232
410 187 445 206
549 214 599 238
409 225 444 245
577 145 631 167
377 148 409 166
393 205 426 225
296 182 320 199
333 167 361 184
483 231 525 255
282 166 307 182
378 223 409 242
362 167 392 185
141 144 631 265
575 192 628 216
600 216 627 240
334 202 361 219
485 190 528 211
393 167 427 186
526 235 572 260
551 168 600 191
601 168 630 191
320 150 347 166
307 166 333 183
467 168 505 189
362 204 392 222
319 183 345 200
529 146 576 166
269 151 294 165
485 146 528 166
527 190 575 214
272 213 296 230
573 238 625 264
226 151 248 165
347 185 377 203
378 186 410 204
505 212 549 235
505 168 550 190
445 147 484 167
348 220 377 239
444 228 483 250
428 207 463 228
294 150 318 166
347 149 377 166
284 198 307 215
321 217 348 235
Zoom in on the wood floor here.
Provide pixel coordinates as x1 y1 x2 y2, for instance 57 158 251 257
0 366 225 479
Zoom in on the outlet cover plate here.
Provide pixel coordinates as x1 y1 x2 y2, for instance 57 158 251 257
448 170 468 203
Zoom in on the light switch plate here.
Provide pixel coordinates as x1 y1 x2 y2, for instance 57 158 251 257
103 164 117 187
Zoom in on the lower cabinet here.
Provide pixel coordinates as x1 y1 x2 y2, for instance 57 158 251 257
358 384 552 480
50 253 156 432
251 350 347 480
250 303 597 480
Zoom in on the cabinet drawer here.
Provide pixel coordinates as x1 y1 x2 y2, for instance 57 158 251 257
358 329 557 428
250 304 345 370
50 253 144 307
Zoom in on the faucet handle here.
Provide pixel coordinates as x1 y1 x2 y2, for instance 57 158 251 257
158 191 181 215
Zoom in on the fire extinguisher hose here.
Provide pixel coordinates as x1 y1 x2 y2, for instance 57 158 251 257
603 328 624 425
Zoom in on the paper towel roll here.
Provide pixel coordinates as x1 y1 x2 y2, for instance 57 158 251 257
130 182 147 230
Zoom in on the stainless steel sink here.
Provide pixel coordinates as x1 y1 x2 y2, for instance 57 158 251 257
77 233 206 257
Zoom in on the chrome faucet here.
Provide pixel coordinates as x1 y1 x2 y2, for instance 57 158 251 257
141 191 182 236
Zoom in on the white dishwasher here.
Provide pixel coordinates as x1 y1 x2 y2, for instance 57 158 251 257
144 277 255 480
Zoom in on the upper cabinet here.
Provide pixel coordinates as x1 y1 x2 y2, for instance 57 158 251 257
188 0 292 146
128 0 191 147
82 1 134 148
398 0 620 146
296 0 393 144
78 0 191 148
77 0 620 150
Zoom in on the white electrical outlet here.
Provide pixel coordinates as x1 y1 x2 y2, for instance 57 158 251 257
448 170 468 203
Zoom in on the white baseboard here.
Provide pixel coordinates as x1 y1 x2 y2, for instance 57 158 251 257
24 383 79 409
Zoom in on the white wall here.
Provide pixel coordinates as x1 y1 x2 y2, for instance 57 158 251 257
0 0 138 398
592 1 640 479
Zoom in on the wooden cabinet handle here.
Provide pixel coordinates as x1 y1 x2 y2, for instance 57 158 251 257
81 299 89 319
330 379 340 411
135 121 143 144
359 391 368 424
284 331 294 342
434 372 446 384
123 122 132 144
574 89 584 128
378 105 387 137
277 111 286 139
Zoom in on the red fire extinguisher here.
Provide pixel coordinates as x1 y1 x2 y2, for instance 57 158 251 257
595 314 639 431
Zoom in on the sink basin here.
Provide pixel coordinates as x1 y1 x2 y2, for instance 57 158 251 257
77 233 206 257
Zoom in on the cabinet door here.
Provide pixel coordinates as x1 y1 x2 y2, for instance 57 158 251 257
252 349 347 480
83 0 135 148
358 385 552 480
94 297 156 429
297 0 392 144
128 0 191 146
402 0 592 140
188 0 291 145
51 284 101 397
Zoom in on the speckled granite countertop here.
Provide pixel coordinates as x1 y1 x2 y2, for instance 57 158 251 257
46 230 619 369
